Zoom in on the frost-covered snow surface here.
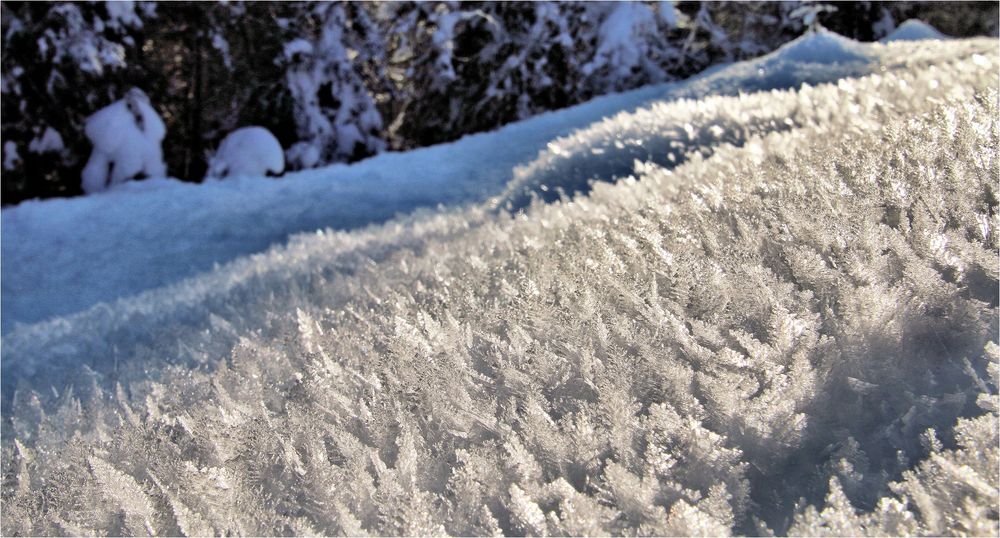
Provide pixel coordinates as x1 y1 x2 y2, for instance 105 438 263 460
79 88 166 194
2 31 994 330
206 126 285 180
2 33 999 536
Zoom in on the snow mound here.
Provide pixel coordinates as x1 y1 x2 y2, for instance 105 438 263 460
767 27 869 64
80 88 166 194
206 126 285 179
882 19 948 43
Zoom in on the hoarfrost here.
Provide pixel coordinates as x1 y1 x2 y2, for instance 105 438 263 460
2 34 998 537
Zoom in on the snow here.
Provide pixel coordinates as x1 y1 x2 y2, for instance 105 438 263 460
80 88 166 194
582 2 661 79
882 19 948 43
103 1 142 31
27 126 64 154
3 28 989 331
205 126 285 179
282 5 385 168
1 27 998 537
3 36 998 536
764 27 867 64
3 140 20 170
211 32 232 70
1 28 988 332
657 1 679 29
789 4 838 30
282 38 312 60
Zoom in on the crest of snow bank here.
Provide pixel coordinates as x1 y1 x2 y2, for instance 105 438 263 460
2 42 998 535
499 38 996 210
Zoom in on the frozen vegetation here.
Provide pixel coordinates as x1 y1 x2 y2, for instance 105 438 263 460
80 88 167 195
2 32 999 536
205 127 285 180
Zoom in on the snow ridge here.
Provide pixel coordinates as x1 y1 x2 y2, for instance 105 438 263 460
2 36 994 330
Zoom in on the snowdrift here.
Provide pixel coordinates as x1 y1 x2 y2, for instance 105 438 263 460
3 31 992 330
2 33 998 536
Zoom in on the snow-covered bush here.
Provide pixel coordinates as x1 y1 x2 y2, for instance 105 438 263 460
579 1 682 90
282 3 387 169
80 88 166 194
1 1 154 201
384 1 690 148
205 127 284 180
2 37 997 535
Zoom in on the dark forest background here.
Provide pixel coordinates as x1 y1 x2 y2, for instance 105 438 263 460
2 1 997 206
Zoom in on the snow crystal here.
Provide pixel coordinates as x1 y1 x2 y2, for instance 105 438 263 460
881 19 948 43
205 126 284 180
80 88 166 194
27 126 64 154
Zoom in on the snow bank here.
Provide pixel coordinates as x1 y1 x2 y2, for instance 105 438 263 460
882 19 948 43
2 60 997 535
205 126 285 179
80 88 166 194
4 34 993 330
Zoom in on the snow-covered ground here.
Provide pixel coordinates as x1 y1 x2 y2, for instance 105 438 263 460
0 29 975 331
2 28 998 537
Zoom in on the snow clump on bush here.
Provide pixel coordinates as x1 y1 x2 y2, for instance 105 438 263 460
80 88 166 194
205 126 285 180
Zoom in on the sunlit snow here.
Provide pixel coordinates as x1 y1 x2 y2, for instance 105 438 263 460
2 30 989 330
1 26 997 538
